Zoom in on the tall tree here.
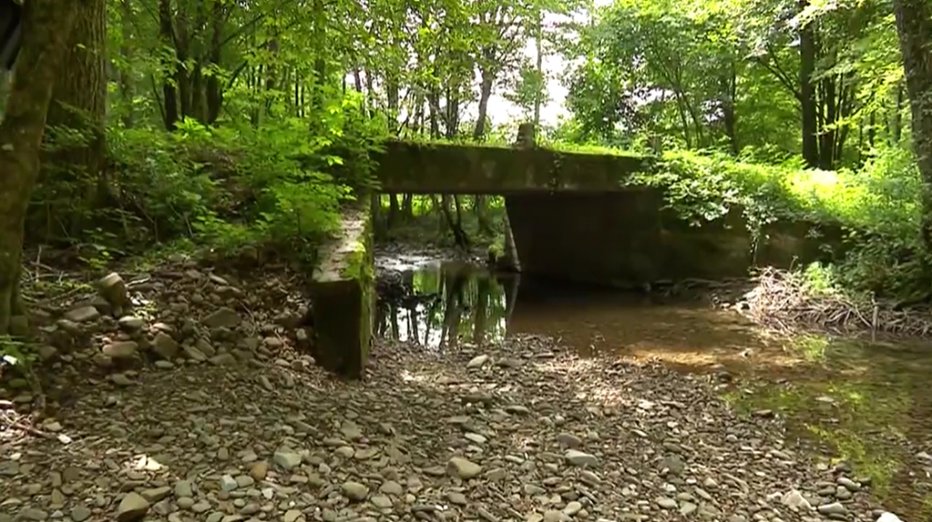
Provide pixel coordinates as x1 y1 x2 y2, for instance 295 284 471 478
45 0 107 178
892 0 932 249
0 0 79 334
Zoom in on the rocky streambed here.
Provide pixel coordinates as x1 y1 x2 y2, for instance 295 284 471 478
0 258 912 522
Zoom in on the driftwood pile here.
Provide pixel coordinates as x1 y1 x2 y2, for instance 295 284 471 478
738 267 932 337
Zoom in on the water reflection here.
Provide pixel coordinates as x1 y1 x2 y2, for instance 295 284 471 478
375 262 516 348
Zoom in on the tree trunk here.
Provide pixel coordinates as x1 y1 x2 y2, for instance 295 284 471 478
893 0 932 251
206 0 224 124
533 10 544 128
0 0 78 334
45 0 107 181
799 0 820 168
473 72 494 140
119 0 134 128
159 0 179 130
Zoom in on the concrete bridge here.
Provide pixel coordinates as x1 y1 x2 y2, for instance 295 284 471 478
309 137 837 378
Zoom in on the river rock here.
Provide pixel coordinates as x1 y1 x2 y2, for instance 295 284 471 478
447 457 481 479
118 316 145 332
204 307 239 329
817 502 847 516
557 433 583 448
467 355 489 368
274 448 302 470
70 505 91 522
380 480 403 496
116 492 150 521
341 481 369 501
141 486 172 502
103 341 138 359
98 273 128 311
565 449 599 467
220 474 238 491
152 332 179 359
837 476 860 491
656 497 677 509
65 305 100 323
250 461 268 481
174 480 193 498
18 508 47 521
781 490 812 510
877 513 904 522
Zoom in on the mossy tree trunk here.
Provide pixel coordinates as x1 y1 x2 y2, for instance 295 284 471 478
0 0 79 334
893 0 932 253
44 0 107 235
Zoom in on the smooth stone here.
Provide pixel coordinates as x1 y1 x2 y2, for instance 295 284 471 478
70 505 92 522
656 497 677 509
817 503 847 516
116 493 150 522
448 457 481 479
341 481 369 501
565 450 599 467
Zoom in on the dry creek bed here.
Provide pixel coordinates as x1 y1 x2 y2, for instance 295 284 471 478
0 261 909 522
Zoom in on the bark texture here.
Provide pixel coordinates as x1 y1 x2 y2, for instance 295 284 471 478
0 0 79 333
893 0 932 250
46 0 107 179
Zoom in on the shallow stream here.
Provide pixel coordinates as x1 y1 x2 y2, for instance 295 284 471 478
375 258 932 519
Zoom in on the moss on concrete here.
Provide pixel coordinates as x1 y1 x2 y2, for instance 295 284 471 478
373 140 651 194
309 203 374 378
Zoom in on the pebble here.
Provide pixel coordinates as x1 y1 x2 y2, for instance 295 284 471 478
70 505 92 522
116 492 149 522
837 476 860 491
557 433 583 448
656 497 677 509
448 457 482 479
371 495 393 509
817 502 848 516
563 502 583 516
342 481 369 501
273 448 303 470
564 449 599 467
250 461 269 481
467 354 490 368
174 480 193 498
781 489 812 510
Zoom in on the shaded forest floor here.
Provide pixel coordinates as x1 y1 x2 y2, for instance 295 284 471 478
0 252 909 522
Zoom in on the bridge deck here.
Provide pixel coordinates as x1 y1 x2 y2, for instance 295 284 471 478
373 140 652 194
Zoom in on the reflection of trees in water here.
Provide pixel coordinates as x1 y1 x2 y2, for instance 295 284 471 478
376 263 512 348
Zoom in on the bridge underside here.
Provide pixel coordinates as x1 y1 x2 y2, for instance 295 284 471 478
506 191 840 286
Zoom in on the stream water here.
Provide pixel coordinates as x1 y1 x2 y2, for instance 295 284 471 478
375 258 932 519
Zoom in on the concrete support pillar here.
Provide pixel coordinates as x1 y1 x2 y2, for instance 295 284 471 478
498 123 537 273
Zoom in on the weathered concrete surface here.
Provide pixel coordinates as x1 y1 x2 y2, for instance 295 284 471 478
374 140 650 194
506 192 844 286
309 205 374 378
